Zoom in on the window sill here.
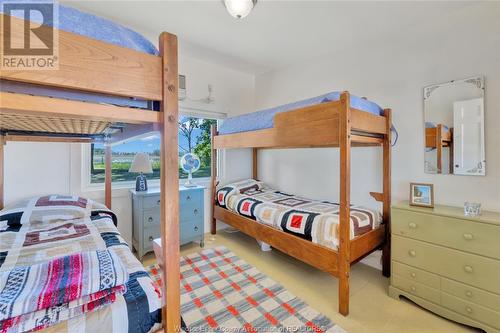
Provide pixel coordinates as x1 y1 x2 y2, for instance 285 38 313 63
82 177 212 194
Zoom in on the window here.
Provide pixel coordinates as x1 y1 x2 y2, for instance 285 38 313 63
90 116 217 184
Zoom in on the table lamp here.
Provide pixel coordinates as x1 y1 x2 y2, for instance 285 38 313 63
129 153 153 191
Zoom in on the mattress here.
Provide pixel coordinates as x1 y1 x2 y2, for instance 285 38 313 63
0 195 161 333
216 179 382 250
0 2 158 55
218 92 384 135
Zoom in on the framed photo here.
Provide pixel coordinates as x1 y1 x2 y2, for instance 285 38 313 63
409 183 434 208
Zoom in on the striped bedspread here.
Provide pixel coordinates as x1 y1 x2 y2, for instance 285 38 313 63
0 195 161 333
216 179 382 250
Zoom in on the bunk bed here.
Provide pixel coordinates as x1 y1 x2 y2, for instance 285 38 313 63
425 122 453 174
209 91 392 316
0 7 179 333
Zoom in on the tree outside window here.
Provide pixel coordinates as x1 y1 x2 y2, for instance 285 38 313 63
90 116 216 183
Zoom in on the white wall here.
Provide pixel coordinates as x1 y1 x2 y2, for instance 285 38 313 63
4 53 255 245
252 3 500 211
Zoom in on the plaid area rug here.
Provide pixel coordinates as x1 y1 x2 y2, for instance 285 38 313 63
146 246 346 333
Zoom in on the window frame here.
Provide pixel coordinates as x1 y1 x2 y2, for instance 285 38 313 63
81 111 226 192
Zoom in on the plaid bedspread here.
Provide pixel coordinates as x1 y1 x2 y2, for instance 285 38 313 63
216 179 382 250
0 195 161 333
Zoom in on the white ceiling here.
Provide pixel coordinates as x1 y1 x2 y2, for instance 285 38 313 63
62 1 480 74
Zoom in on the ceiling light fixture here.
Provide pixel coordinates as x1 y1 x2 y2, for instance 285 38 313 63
223 0 257 19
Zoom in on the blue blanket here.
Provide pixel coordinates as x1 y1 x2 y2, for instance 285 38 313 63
219 92 384 135
0 1 158 55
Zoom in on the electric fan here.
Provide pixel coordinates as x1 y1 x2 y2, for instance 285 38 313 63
180 153 201 187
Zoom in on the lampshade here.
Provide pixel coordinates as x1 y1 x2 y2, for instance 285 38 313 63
223 0 256 19
129 153 153 174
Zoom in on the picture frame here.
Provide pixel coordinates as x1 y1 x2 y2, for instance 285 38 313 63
409 183 434 208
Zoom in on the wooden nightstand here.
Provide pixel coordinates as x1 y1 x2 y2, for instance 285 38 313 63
131 185 205 259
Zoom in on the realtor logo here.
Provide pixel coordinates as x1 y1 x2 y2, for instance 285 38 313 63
1 0 59 69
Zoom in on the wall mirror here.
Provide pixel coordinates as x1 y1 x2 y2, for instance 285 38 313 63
423 76 485 176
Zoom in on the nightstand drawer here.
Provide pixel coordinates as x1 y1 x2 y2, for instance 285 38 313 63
143 226 160 251
442 293 500 329
392 261 440 289
393 208 500 260
143 209 160 227
442 277 500 312
180 204 203 222
392 275 441 304
143 195 162 209
181 220 203 241
180 190 202 205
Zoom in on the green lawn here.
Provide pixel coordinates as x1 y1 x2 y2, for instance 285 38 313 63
91 162 211 183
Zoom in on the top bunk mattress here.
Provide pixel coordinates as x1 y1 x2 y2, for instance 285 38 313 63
218 92 384 135
0 2 158 55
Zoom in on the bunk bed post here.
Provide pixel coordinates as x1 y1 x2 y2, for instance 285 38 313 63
382 108 392 277
210 124 218 235
338 92 351 316
104 144 112 209
159 32 180 333
436 124 443 174
0 135 4 210
252 148 258 180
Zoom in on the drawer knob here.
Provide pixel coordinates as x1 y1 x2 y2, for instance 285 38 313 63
194 209 199 215
410 272 416 278
157 199 161 205
408 222 417 229
194 226 198 231
186 195 191 201
466 306 473 314
464 265 474 273
148 217 154 223
410 286 416 292
408 250 416 257
465 291 473 298
148 236 153 242
463 233 474 240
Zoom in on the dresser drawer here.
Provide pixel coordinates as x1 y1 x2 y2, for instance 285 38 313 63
393 208 500 260
442 293 500 329
393 235 500 295
392 275 441 304
438 250 500 295
442 277 500 312
143 195 161 209
392 235 442 272
143 209 160 227
392 261 440 289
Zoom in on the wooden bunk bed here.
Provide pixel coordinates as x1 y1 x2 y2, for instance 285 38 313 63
425 123 453 174
209 92 392 316
0 13 179 333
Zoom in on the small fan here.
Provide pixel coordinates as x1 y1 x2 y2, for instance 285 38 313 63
180 153 201 187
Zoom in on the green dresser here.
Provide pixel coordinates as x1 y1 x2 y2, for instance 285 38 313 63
390 202 500 333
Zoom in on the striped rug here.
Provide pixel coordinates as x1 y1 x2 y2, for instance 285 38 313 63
146 246 346 333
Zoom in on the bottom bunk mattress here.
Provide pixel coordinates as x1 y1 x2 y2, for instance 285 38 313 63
0 195 161 333
216 179 382 250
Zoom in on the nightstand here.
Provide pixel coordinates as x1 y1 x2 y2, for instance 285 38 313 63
131 185 205 259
